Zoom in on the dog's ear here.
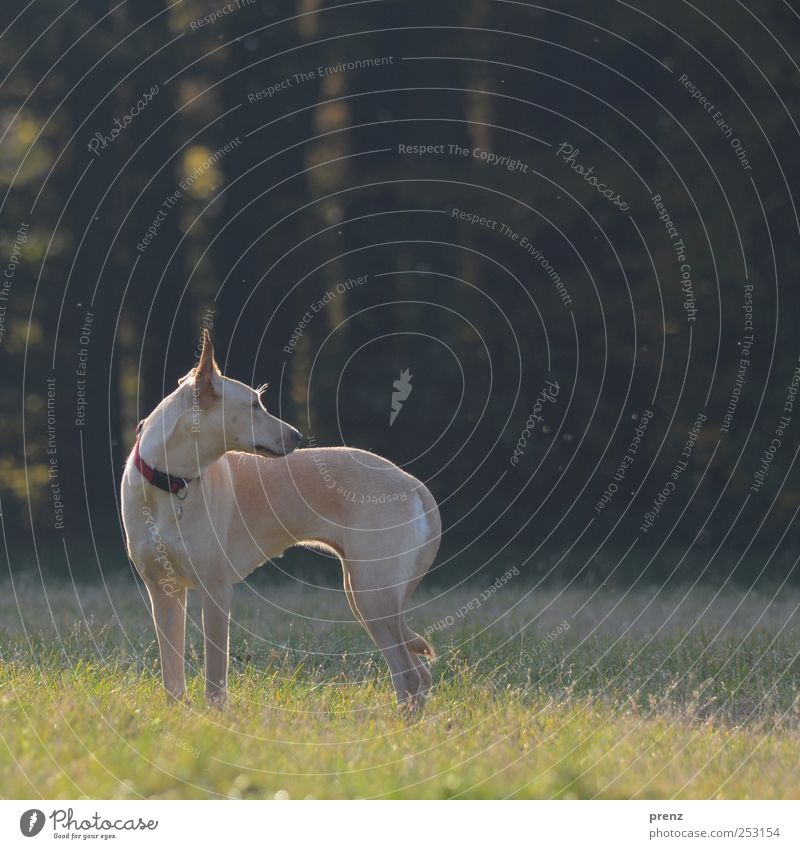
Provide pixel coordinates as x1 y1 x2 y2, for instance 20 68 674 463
190 328 221 398
196 328 218 375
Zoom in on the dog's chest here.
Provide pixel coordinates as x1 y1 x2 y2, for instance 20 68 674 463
126 490 216 589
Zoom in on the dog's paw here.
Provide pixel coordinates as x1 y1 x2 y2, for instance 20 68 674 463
205 691 228 710
166 691 191 707
398 693 426 720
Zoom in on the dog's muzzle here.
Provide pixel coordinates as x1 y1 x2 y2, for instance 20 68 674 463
255 428 302 457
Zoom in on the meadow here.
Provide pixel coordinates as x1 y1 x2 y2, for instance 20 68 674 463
1 570 798 799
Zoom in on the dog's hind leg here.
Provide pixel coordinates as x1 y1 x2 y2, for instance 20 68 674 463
343 568 367 630
199 580 233 707
400 485 440 700
401 622 434 697
146 583 187 701
343 564 435 698
343 559 425 711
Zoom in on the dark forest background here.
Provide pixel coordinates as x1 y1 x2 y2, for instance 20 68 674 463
2 0 800 586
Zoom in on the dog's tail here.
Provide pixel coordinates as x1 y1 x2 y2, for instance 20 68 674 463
404 627 436 661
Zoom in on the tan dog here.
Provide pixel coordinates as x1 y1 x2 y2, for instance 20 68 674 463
121 331 440 711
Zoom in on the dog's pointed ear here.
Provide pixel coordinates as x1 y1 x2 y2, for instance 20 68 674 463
190 329 221 397
197 328 218 377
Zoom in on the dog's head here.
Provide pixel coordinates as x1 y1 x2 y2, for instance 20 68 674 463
179 329 302 459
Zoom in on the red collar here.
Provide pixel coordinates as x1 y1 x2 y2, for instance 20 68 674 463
132 436 191 495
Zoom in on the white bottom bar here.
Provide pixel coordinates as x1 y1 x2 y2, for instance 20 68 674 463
3 800 799 847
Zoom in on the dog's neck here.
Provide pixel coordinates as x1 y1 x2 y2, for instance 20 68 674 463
136 394 221 480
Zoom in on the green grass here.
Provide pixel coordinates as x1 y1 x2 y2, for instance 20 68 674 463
1 575 799 798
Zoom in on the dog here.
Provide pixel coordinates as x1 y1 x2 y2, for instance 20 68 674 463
121 330 440 711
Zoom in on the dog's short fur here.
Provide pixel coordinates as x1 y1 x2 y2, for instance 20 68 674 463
121 331 440 710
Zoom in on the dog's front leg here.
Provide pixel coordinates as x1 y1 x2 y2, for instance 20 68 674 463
200 580 233 707
146 583 187 702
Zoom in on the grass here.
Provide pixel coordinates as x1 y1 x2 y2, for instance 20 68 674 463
1 572 799 799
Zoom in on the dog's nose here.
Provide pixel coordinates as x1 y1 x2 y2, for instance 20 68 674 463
287 428 303 449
